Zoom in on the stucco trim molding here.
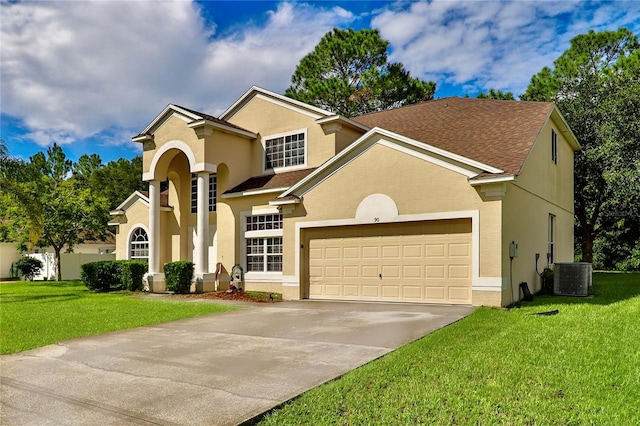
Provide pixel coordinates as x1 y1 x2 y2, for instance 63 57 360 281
142 140 215 181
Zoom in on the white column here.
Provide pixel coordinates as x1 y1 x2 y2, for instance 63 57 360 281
195 172 210 275
148 180 160 274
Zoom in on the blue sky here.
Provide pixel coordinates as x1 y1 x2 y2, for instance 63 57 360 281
1 0 639 164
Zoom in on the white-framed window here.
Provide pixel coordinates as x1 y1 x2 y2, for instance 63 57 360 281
548 213 556 265
244 213 283 273
551 129 558 164
130 227 149 260
246 237 283 272
191 173 217 213
264 130 306 170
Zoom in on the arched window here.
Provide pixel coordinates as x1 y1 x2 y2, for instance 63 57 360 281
129 228 149 260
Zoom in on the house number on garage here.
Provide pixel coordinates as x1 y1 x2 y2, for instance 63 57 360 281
374 217 380 222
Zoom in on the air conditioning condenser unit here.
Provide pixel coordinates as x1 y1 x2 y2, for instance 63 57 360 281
553 262 592 297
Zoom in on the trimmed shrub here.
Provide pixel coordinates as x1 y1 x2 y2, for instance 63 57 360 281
120 260 148 291
81 261 121 291
16 256 44 281
164 261 194 294
81 260 148 292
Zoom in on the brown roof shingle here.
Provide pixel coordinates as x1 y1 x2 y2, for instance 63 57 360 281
352 97 554 175
225 168 317 194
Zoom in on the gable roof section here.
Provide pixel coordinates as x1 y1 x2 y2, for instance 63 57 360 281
223 168 317 198
352 97 561 175
133 104 256 141
279 127 504 200
220 86 334 122
110 190 171 215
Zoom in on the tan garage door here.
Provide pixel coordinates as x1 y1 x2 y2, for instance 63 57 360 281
307 219 471 304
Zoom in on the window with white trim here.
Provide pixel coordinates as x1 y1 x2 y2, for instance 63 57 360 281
264 131 305 170
191 174 217 213
551 129 558 164
130 228 149 260
245 213 283 272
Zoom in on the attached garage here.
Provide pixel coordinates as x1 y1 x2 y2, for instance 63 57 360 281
304 219 472 304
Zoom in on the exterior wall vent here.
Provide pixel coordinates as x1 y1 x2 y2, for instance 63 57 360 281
553 262 592 297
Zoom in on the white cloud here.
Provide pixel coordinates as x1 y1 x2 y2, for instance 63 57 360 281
0 1 353 147
373 0 640 97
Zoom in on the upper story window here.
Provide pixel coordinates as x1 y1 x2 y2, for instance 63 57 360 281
191 174 217 213
551 129 558 164
264 130 306 170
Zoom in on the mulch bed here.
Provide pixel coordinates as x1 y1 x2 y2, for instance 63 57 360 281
171 290 279 303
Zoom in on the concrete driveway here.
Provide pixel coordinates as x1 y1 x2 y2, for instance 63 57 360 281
1 300 473 426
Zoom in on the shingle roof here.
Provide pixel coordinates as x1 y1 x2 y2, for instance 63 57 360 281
352 97 555 175
138 190 170 207
225 168 317 194
173 105 253 133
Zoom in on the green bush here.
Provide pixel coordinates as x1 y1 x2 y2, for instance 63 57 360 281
120 260 148 291
16 256 44 281
164 261 194 294
81 260 147 292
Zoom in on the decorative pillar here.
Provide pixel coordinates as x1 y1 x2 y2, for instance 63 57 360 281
148 179 160 275
195 172 209 275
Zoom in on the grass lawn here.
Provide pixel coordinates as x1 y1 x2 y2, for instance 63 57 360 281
0 280 238 355
260 272 640 425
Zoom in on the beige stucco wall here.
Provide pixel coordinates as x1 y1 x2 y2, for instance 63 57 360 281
502 118 576 303
0 242 21 279
226 96 338 173
283 141 504 304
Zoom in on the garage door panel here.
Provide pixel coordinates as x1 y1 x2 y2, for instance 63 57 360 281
403 286 422 299
425 244 445 257
307 220 471 304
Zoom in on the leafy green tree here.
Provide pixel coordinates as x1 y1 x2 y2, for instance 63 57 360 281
73 154 146 210
3 144 110 280
522 28 640 266
15 256 44 281
477 89 515 100
286 28 436 117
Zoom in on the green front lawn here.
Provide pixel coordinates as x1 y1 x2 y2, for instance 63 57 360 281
261 272 640 425
0 280 238 355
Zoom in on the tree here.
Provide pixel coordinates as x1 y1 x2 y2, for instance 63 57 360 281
477 89 515 100
15 256 43 281
522 28 640 266
3 144 110 280
286 28 436 117
73 155 146 210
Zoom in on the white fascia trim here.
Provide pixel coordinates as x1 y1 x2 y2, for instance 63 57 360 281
469 175 517 185
550 107 581 150
187 119 257 139
107 221 121 226
138 105 200 137
316 115 370 132
114 190 149 211
269 198 300 206
110 209 125 216
291 210 486 292
377 139 480 178
373 128 504 174
220 86 333 121
222 187 288 199
132 134 153 143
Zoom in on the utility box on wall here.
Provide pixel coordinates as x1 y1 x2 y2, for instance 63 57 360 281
553 262 592 297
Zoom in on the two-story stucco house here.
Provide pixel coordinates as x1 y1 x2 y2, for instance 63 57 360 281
109 86 580 307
